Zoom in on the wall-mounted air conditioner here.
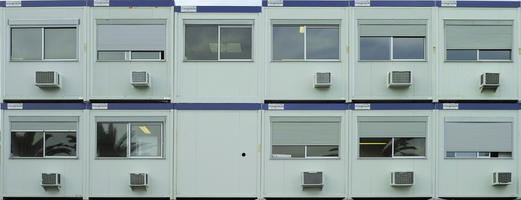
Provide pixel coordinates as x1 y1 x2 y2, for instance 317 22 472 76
130 173 149 188
314 72 331 88
391 171 414 187
41 173 61 188
35 71 60 88
492 172 512 186
131 71 150 87
481 73 499 90
387 71 412 88
301 171 324 190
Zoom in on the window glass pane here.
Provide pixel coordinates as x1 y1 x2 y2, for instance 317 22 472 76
446 49 477 60
272 145 304 158
220 27 252 60
478 152 490 157
498 152 512 158
130 123 162 157
479 50 511 60
273 25 304 60
393 37 425 59
131 51 161 60
97 122 127 157
394 138 426 157
360 37 390 60
11 28 42 61
98 51 126 61
45 132 77 157
359 138 392 157
307 145 338 157
11 131 44 157
44 28 77 59
185 25 218 60
455 152 477 158
446 151 455 158
306 26 339 59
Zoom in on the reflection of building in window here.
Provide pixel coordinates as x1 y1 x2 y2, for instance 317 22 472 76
271 116 340 159
358 116 427 158
445 118 513 159
96 121 163 158
273 24 339 61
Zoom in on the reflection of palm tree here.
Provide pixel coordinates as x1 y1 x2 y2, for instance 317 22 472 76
394 138 418 156
12 132 44 157
97 123 126 157
45 134 76 156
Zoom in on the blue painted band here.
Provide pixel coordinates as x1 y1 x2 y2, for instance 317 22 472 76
283 1 349 7
263 103 348 110
0 1 7 7
174 5 181 11
21 0 85 7
196 6 262 12
87 0 173 7
1 103 86 110
436 103 520 110
371 0 436 7
94 103 174 110
456 1 520 7
360 103 435 110
262 0 267 6
175 103 261 110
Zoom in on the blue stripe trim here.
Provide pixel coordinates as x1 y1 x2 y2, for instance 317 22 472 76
262 103 348 110
21 0 85 7
436 103 520 110
196 6 262 12
0 1 6 7
87 0 173 7
371 0 436 7
175 103 261 110
262 0 267 6
174 5 181 11
88 103 174 110
283 1 349 7
456 1 520 7
1 103 86 110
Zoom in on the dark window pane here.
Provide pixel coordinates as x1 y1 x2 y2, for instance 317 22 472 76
360 37 390 60
11 28 42 61
45 132 77 157
273 25 304 60
446 49 477 60
393 37 425 59
272 145 304 158
306 27 339 59
359 138 392 157
446 152 455 158
185 25 218 60
97 122 127 157
307 145 339 157
131 51 162 60
479 50 511 60
220 27 252 59
130 123 162 157
478 152 490 157
44 28 77 59
98 51 126 61
393 138 426 157
11 132 44 157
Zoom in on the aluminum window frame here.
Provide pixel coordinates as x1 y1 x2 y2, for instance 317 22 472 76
445 49 512 62
97 50 164 62
358 36 426 62
9 129 78 159
271 144 340 160
445 151 513 159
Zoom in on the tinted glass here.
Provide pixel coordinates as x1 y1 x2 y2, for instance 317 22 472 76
479 50 511 60
220 27 252 59
185 25 218 60
130 123 162 157
45 132 77 157
306 26 339 59
11 131 44 157
359 138 392 157
446 49 477 60
272 145 304 158
44 28 77 59
98 51 126 61
455 152 477 158
97 122 127 157
393 37 425 59
131 51 162 60
393 138 425 157
11 28 42 61
307 145 339 157
360 37 390 60
273 25 304 60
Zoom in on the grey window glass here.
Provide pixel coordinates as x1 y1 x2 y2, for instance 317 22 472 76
130 123 162 157
11 28 42 61
185 25 218 60
273 25 304 60
131 51 162 60
479 50 511 60
44 28 77 59
307 145 338 157
98 51 126 61
45 132 77 157
393 37 425 59
306 27 339 59
11 131 44 157
359 138 392 157
220 27 252 60
360 37 390 60
498 152 512 158
393 138 425 157
272 145 304 158
455 152 477 158
446 49 477 60
478 152 490 157
97 122 127 157
446 151 455 158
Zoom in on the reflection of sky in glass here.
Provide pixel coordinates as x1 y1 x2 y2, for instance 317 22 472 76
273 25 304 60
446 49 477 60
393 37 424 59
479 50 511 60
360 37 390 60
307 27 339 59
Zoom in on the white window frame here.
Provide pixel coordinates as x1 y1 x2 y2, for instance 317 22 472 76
97 50 164 62
358 137 427 159
359 36 426 62
445 49 512 62
271 144 340 160
9 26 79 62
10 129 78 159
445 151 512 159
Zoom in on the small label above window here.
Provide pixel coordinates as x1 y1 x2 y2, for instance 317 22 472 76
93 0 109 6
267 0 283 7
354 0 370 7
268 104 284 110
443 103 459 110
7 103 23 110
6 0 21 7
180 6 197 13
91 103 108 110
354 103 371 110
441 0 457 7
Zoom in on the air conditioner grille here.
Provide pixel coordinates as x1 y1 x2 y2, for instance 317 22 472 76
316 73 331 84
132 71 148 83
42 173 59 185
391 71 411 84
130 173 147 185
497 172 512 183
394 172 414 185
36 72 56 84
485 73 500 85
303 172 323 185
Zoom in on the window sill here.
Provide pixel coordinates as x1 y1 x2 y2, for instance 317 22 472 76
183 59 254 62
95 157 166 160
10 59 79 62
96 60 166 62
444 60 513 63
271 59 341 62
357 156 427 160
358 59 427 62
270 157 340 160
9 156 79 160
